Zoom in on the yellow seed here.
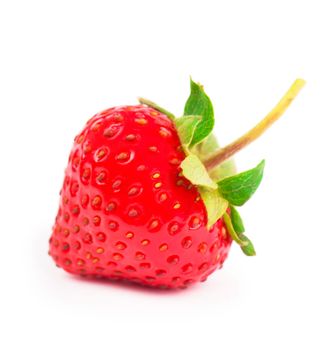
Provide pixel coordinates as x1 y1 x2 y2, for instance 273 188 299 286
154 182 162 189
82 168 90 178
125 232 134 239
116 152 128 160
112 180 121 189
77 259 84 266
149 220 159 230
159 129 168 137
83 144 92 153
221 227 227 239
128 188 137 196
92 196 101 206
137 165 146 171
96 247 104 254
113 114 123 122
159 193 167 202
173 203 181 209
91 123 101 131
97 149 105 159
152 172 160 179
63 229 70 237
193 217 200 226
141 239 150 246
125 134 136 141
85 252 92 259
77 135 84 144
159 244 168 252
150 111 159 116
93 216 101 225
92 257 99 264
135 118 148 125
135 252 145 260
96 172 105 182
82 217 89 226
169 158 180 165
149 146 157 152
113 253 123 261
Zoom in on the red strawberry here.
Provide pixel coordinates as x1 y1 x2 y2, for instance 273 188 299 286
49 78 305 288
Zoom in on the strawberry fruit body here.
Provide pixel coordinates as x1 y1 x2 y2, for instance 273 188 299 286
49 105 232 288
49 78 305 288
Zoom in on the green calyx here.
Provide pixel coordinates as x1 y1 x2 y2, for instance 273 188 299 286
139 77 305 256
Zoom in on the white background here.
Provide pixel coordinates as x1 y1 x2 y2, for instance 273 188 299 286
1 1 332 349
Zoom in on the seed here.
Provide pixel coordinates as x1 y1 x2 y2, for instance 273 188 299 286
135 252 145 260
181 263 193 274
116 152 128 160
96 232 106 242
128 208 139 217
159 192 168 202
159 244 168 252
148 219 160 231
137 165 146 171
96 247 104 254
77 259 85 266
169 158 181 165
141 239 150 246
125 232 134 239
134 118 148 125
159 127 171 138
113 253 124 261
125 134 136 141
167 255 179 265
115 241 127 250
105 201 117 212
181 236 193 249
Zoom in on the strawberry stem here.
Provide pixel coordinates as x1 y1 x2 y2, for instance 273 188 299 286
203 79 306 171
138 97 176 121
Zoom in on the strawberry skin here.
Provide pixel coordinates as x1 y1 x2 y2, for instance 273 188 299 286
49 105 232 288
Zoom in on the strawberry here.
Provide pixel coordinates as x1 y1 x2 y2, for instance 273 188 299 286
49 78 305 288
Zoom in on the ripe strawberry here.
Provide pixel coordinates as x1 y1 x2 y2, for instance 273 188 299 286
49 78 305 288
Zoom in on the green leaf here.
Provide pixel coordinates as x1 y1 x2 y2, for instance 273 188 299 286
239 233 256 256
223 213 256 256
174 115 202 151
181 154 217 189
230 205 245 233
184 78 214 146
229 206 256 255
196 134 237 181
218 160 265 206
199 188 228 229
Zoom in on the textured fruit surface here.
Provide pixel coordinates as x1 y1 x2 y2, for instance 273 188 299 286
49 105 232 288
